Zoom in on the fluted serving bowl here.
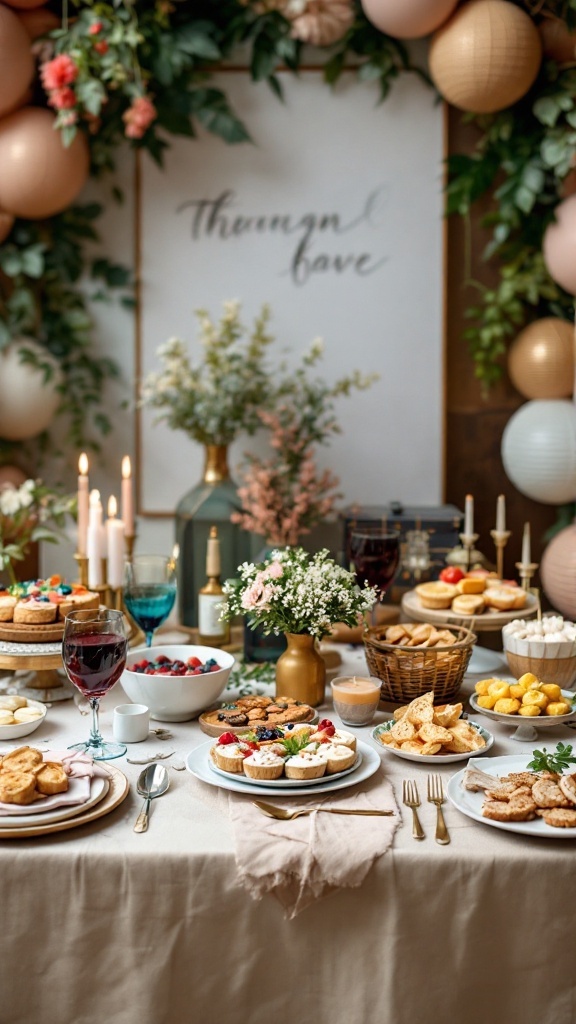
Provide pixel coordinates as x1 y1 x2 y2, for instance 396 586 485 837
502 623 576 690
120 644 235 721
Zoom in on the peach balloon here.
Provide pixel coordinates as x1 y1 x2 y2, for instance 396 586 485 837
0 108 89 220
361 0 458 38
539 16 576 63
3 0 48 10
429 0 542 114
0 465 27 489
543 195 576 296
17 6 58 38
0 4 34 119
508 318 575 400
0 210 14 243
541 524 576 620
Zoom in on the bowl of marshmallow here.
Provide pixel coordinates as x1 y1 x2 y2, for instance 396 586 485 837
502 616 576 691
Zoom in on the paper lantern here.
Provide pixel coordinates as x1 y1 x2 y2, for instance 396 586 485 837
543 195 576 296
539 17 576 63
361 0 458 38
0 210 14 242
0 4 34 119
508 318 575 400
0 108 89 219
17 7 58 37
0 338 63 440
429 0 542 114
501 399 576 504
541 524 576 619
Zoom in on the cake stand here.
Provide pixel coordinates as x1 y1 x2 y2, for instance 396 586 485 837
0 638 74 703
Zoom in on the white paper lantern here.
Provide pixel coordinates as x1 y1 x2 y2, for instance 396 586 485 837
501 399 576 504
0 337 63 440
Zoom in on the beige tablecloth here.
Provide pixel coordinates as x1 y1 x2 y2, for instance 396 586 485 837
1 642 576 1024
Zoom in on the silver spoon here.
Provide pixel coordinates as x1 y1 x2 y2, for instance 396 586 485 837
134 763 170 833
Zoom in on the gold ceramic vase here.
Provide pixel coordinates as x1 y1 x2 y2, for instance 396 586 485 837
275 632 326 707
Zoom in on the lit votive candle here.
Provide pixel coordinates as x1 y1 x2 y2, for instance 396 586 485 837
331 675 381 727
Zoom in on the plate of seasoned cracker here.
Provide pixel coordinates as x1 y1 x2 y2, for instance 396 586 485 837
372 690 493 763
448 753 576 837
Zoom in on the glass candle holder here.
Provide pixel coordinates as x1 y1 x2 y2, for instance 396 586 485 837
331 675 381 727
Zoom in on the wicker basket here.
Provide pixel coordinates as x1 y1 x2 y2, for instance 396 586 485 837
363 623 476 705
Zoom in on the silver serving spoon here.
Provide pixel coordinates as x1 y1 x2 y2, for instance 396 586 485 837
134 763 170 833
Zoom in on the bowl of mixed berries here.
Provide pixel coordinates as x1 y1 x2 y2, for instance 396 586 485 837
121 645 235 721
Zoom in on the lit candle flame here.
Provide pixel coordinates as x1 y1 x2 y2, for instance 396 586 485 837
108 495 117 518
122 456 131 479
79 452 89 475
89 489 100 505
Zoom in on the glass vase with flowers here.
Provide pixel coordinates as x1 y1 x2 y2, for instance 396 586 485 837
221 547 377 706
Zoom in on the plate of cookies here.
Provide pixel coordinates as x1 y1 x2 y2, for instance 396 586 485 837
401 574 537 632
198 695 317 737
372 691 493 763
0 695 47 739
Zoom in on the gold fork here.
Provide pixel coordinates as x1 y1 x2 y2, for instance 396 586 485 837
402 779 425 840
253 800 394 820
427 774 450 845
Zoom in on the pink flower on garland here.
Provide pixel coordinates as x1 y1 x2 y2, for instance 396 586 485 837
122 95 157 139
89 21 103 35
40 54 78 91
48 86 76 110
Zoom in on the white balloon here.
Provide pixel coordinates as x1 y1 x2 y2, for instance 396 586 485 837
0 337 63 440
501 399 576 504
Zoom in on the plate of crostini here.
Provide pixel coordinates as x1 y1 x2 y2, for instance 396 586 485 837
372 719 493 763
186 739 381 797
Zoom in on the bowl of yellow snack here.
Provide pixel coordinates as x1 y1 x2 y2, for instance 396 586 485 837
502 616 576 690
469 673 576 741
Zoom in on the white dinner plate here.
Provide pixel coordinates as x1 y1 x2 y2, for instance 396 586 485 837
469 689 576 742
0 774 109 829
209 751 362 788
447 754 576 839
186 739 381 796
372 720 493 763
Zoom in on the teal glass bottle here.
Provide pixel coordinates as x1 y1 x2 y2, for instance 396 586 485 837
175 445 251 628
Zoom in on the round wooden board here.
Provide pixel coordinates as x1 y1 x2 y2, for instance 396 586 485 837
0 620 64 644
401 589 538 633
198 705 318 738
0 763 129 839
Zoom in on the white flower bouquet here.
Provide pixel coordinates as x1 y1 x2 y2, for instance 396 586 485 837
0 479 75 584
222 547 377 641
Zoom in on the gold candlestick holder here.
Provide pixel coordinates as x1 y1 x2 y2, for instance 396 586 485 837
74 552 89 588
459 532 479 572
490 529 511 581
515 560 539 592
125 533 136 562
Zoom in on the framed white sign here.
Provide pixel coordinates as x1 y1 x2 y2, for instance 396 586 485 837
137 69 445 516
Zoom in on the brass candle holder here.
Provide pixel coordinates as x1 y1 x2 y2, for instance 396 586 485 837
490 529 511 581
125 533 136 562
515 560 539 593
459 532 479 572
74 552 89 588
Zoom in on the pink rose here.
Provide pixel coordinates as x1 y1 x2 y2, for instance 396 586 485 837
266 561 283 579
48 86 76 110
122 95 157 140
40 54 78 91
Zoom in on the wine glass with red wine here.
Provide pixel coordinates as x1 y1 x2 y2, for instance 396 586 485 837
62 608 128 760
348 529 400 627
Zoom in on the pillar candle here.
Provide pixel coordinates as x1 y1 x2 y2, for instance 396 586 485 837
87 489 103 588
464 494 474 536
77 453 89 557
496 494 506 533
522 522 531 565
121 456 134 537
106 495 125 588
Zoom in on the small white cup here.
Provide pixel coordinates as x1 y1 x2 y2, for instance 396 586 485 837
113 703 150 743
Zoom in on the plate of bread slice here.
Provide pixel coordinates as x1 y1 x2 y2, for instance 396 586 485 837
0 745 110 828
373 690 493 763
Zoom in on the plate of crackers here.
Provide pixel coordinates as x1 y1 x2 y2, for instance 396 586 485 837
448 753 576 836
373 690 493 763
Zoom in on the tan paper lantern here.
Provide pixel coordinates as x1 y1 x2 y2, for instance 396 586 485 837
541 524 576 620
0 4 34 119
361 0 458 38
0 210 14 242
543 195 576 296
508 318 575 400
17 6 58 37
539 16 576 63
429 0 542 114
0 338 63 440
0 108 89 220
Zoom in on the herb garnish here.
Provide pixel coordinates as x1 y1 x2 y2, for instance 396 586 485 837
280 734 312 757
527 742 576 775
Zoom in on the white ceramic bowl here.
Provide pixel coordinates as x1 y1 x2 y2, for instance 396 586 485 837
120 645 235 722
0 698 47 740
502 618 576 689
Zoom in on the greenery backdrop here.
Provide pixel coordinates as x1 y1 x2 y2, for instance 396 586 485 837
1 0 576 459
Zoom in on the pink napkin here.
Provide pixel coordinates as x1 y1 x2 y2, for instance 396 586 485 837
0 749 110 816
190 767 399 919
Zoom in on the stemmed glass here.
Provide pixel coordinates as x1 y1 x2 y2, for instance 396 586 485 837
348 528 400 627
123 554 177 648
62 608 128 760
